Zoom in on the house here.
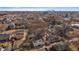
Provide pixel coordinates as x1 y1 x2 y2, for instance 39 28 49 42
32 39 44 48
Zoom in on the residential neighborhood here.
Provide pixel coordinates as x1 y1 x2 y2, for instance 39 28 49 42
0 11 79 51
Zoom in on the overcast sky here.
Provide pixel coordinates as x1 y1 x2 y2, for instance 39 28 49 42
0 0 79 11
0 0 78 7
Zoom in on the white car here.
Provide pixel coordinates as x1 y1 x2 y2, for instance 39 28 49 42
71 24 79 26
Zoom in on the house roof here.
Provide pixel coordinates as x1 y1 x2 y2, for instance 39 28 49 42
0 34 14 43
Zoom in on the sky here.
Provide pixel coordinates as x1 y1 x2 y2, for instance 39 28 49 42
0 0 79 7
0 0 79 11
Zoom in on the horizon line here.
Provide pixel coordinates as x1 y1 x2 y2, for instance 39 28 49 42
0 7 78 11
